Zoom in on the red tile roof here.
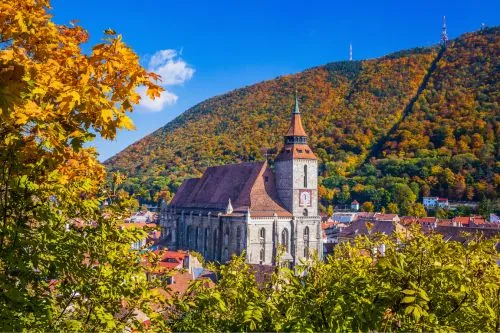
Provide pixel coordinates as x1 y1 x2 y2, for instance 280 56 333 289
170 161 291 217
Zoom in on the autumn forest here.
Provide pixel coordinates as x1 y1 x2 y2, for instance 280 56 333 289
106 28 499 216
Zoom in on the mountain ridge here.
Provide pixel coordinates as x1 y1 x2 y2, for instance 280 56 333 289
105 27 499 214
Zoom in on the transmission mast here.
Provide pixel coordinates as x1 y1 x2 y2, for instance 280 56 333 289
349 43 352 61
441 16 449 47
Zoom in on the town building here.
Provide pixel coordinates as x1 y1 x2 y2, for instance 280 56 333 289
423 196 449 209
350 200 360 211
160 96 322 266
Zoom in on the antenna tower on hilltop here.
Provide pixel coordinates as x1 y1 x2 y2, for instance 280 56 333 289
441 16 449 47
349 43 353 61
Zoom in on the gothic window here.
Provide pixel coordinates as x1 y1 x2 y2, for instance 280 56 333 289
259 248 265 264
195 227 199 250
303 208 308 217
259 228 265 243
213 230 218 260
186 225 191 246
236 226 242 254
224 226 229 246
223 248 229 261
281 228 289 253
204 228 209 254
304 164 308 188
303 226 310 259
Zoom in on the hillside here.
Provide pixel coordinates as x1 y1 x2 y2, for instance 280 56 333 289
105 28 499 215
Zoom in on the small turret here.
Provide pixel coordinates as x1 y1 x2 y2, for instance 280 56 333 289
225 198 233 215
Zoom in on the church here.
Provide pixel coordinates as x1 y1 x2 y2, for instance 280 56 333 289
159 96 322 266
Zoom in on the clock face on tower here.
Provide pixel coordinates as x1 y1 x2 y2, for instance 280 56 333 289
299 189 312 207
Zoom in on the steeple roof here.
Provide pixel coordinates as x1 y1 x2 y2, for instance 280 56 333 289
285 95 308 137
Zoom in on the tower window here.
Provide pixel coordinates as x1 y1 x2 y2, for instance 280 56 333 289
304 164 308 188
259 228 265 243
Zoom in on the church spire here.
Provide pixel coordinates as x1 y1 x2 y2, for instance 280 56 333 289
285 93 307 139
293 90 300 114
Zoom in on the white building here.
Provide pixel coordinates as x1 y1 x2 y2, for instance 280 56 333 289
423 196 449 209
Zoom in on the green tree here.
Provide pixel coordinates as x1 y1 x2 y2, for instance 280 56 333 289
168 228 500 332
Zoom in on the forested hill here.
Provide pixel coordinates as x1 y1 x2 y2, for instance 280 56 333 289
105 27 499 215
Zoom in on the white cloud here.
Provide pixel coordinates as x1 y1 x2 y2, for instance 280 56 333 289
138 49 194 112
137 86 178 112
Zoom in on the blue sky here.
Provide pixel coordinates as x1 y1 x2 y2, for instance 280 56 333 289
51 0 499 161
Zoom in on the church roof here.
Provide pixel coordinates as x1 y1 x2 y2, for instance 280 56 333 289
170 161 291 217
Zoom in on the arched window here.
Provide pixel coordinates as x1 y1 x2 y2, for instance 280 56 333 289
195 227 199 250
204 228 209 254
281 228 289 253
303 208 308 217
224 226 229 245
304 164 308 188
223 248 229 261
186 225 191 246
236 226 242 254
213 230 218 260
303 226 310 259
259 248 265 264
259 228 265 243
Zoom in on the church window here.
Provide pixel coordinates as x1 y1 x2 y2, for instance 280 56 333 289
213 230 218 260
195 227 199 250
303 208 308 216
259 228 265 243
281 228 289 253
236 226 242 254
224 248 229 261
304 165 308 188
186 226 191 246
259 248 265 264
224 226 229 245
303 226 310 259
204 228 209 254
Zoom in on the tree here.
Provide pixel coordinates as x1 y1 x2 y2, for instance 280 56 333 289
387 202 400 214
168 228 500 332
406 203 427 217
361 201 375 212
392 183 417 215
0 1 165 331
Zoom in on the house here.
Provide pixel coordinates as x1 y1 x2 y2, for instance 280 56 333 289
423 196 449 209
338 218 406 243
351 200 360 211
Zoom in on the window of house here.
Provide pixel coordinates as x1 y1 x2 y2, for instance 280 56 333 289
259 228 265 243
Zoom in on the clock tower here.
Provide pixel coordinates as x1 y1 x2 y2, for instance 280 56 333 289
275 94 318 217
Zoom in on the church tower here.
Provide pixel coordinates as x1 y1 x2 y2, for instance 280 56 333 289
275 94 318 217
